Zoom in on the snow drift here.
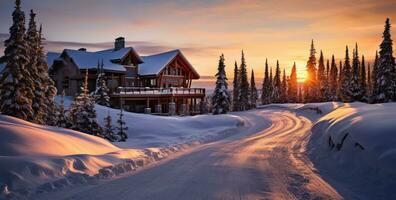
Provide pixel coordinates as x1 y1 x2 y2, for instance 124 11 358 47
0 106 243 199
308 102 396 199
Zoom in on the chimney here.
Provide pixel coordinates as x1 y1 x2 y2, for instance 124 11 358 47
114 37 125 51
78 48 87 52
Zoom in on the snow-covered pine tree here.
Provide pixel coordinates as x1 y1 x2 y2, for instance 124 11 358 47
281 69 287 103
360 55 367 101
337 60 343 100
367 63 372 97
212 54 231 114
304 40 319 102
56 90 71 128
329 55 338 101
232 61 240 111
288 62 298 102
0 0 35 121
370 52 379 102
326 59 330 81
250 69 258 108
272 61 282 103
340 46 353 102
238 51 250 110
269 67 273 103
26 9 46 124
372 18 396 103
324 59 331 101
103 111 117 142
116 103 128 142
69 69 103 136
261 59 271 105
350 44 363 101
38 25 58 126
317 51 327 101
298 87 303 103
93 60 110 106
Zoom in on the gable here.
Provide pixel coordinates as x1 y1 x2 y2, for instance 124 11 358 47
139 50 199 79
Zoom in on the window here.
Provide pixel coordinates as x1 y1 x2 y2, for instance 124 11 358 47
150 79 156 87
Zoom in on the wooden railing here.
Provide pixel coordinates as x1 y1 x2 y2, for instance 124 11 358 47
114 87 205 96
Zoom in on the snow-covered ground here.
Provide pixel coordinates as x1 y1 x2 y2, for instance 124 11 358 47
0 98 243 199
308 102 396 199
2 100 396 199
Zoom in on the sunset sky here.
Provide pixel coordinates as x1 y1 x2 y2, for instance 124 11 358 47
1 0 395 81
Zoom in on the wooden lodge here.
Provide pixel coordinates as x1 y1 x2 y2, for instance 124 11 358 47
47 37 206 115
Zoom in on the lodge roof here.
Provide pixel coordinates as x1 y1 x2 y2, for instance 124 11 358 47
57 47 142 73
47 46 199 78
139 49 199 78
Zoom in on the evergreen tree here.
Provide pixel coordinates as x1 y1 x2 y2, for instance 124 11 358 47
250 69 258 108
371 52 379 102
69 69 103 136
367 63 372 96
116 103 128 142
232 61 240 111
350 44 363 101
269 67 274 103
93 60 110 106
238 51 250 110
56 90 71 128
26 9 46 124
337 60 343 100
340 46 353 102
304 40 319 102
322 60 332 101
317 51 330 101
103 111 117 142
298 87 303 103
360 55 367 101
211 54 231 114
281 69 287 103
0 0 35 121
35 24 58 126
288 62 298 102
272 61 282 103
329 55 338 101
261 59 272 105
372 18 396 103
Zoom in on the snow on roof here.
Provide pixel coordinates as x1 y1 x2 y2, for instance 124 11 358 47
47 52 61 67
139 49 199 78
63 47 141 72
139 50 180 76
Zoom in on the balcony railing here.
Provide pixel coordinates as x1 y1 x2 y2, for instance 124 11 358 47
114 87 206 96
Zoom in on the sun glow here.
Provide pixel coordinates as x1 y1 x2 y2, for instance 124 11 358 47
295 61 307 83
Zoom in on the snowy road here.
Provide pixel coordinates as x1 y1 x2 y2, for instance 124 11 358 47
33 109 342 200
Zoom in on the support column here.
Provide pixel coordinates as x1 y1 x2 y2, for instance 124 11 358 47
144 97 151 114
168 101 176 116
155 104 162 113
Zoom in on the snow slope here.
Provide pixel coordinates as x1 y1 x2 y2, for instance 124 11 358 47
308 102 396 199
95 105 243 148
0 101 243 199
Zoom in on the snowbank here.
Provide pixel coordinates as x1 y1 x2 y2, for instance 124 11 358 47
0 115 159 199
95 105 244 148
308 102 396 198
0 99 243 199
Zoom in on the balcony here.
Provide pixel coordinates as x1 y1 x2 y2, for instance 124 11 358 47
111 87 206 99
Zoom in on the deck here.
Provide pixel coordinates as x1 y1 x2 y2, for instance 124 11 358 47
111 87 206 99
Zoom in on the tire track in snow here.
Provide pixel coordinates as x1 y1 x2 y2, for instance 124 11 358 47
32 109 343 200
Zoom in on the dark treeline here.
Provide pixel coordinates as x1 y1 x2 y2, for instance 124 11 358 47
212 18 395 114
